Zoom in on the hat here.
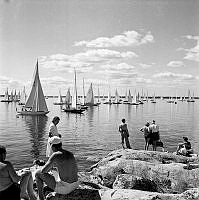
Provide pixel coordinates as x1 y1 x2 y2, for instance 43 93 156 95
52 116 60 123
49 136 62 146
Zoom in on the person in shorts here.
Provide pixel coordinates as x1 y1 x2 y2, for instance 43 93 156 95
35 136 79 200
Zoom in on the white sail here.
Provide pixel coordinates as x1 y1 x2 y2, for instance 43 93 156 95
85 83 94 105
128 89 132 103
25 60 48 112
71 69 78 109
58 90 63 103
19 86 27 104
108 88 111 102
5 88 9 101
97 85 100 103
115 89 120 103
82 78 85 105
65 88 71 105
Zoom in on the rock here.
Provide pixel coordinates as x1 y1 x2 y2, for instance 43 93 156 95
17 149 199 200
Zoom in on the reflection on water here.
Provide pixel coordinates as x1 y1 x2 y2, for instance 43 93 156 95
1 98 199 170
23 115 48 159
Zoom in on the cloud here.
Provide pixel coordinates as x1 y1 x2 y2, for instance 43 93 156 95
139 63 153 69
182 35 199 62
0 75 25 89
167 61 184 67
102 63 135 70
40 49 137 72
74 31 154 48
153 72 195 81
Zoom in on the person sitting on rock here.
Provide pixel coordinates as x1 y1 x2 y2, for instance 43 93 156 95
35 136 79 200
0 145 36 200
176 136 193 156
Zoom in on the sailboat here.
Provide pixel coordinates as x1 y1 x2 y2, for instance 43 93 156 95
53 90 64 105
65 88 71 107
131 90 139 105
85 83 98 106
96 85 101 105
113 89 121 104
63 69 85 113
17 60 49 115
151 93 156 103
18 86 27 105
1 88 12 102
187 90 195 102
123 90 129 104
103 87 112 104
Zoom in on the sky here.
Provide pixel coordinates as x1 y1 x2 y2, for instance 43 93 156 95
0 0 199 97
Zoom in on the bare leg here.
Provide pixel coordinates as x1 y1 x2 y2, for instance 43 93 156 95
20 171 32 199
35 170 56 200
27 174 37 200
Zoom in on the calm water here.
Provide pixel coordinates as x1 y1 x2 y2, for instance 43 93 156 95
0 98 199 171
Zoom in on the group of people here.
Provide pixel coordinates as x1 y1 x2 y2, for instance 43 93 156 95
0 116 194 200
119 119 162 151
118 118 193 156
0 116 79 200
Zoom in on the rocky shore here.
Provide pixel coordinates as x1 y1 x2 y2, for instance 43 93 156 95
18 149 199 200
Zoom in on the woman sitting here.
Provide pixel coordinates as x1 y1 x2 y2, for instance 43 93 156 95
176 136 193 156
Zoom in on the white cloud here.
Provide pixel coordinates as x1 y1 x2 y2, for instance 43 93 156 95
139 63 153 69
182 35 199 62
0 75 25 89
74 30 154 48
40 49 137 72
167 61 184 67
153 72 195 81
102 63 135 70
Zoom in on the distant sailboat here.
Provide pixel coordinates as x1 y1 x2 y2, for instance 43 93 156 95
113 89 121 104
18 86 27 105
131 90 139 105
187 90 195 102
1 88 12 102
85 83 97 106
53 90 64 105
123 90 129 104
151 93 156 103
17 60 49 115
103 87 112 104
96 85 101 105
63 69 85 113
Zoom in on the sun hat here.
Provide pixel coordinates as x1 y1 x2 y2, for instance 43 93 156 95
49 136 62 146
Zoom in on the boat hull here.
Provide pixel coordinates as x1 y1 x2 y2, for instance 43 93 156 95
63 108 85 114
1 100 12 103
17 111 50 115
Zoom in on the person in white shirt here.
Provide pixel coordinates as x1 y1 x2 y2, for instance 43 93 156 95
46 116 61 157
149 120 160 151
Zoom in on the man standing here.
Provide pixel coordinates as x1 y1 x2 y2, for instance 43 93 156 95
118 118 132 149
0 145 36 200
149 120 160 151
46 116 61 157
35 136 79 200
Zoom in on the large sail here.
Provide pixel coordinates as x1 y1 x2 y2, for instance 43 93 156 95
71 69 77 109
25 60 48 112
85 83 94 105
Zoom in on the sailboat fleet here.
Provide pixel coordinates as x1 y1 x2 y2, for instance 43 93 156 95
1 59 197 114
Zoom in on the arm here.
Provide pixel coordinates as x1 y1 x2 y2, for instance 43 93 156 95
7 161 21 183
41 153 56 173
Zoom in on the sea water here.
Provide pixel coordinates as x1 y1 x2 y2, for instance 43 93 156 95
0 98 199 171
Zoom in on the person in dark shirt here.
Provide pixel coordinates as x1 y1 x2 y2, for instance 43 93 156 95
118 119 131 149
176 136 193 156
